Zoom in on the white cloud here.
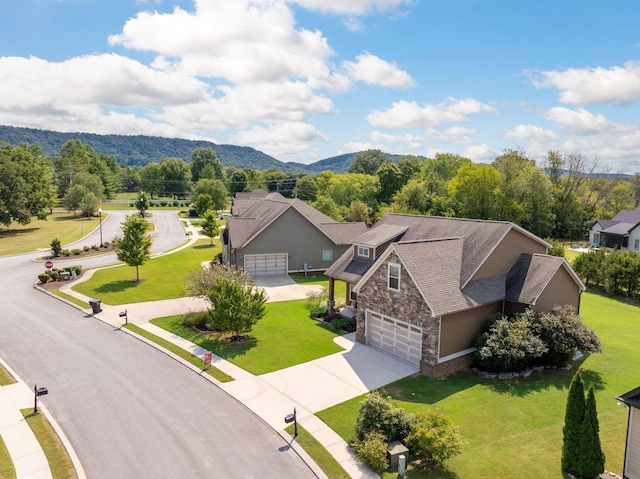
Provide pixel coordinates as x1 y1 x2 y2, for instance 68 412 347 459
229 121 328 160
286 0 410 15
462 143 495 163
533 61 640 105
343 53 414 89
502 124 558 142
367 97 497 128
544 107 615 134
109 0 339 88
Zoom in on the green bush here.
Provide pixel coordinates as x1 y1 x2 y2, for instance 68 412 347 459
183 311 210 329
71 248 82 255
91 244 99 251
62 249 71 256
331 318 355 332
474 311 547 372
533 305 601 367
405 411 462 467
352 391 412 443
356 430 389 472
172 200 180 207
49 270 59 281
38 273 49 284
83 245 90 252
102 241 110 247
71 265 82 274
160 200 168 207
305 288 328 318
50 238 62 257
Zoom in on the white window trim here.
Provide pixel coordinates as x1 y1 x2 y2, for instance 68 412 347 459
635 239 639 251
388 262 400 291
357 246 370 258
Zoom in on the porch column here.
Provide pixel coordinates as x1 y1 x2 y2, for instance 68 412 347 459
327 277 335 312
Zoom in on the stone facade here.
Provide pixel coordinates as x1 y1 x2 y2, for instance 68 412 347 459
356 252 440 373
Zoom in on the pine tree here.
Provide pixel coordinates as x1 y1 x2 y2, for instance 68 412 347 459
574 385 605 479
562 372 586 474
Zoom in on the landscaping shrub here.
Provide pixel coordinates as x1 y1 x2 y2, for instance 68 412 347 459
50 238 62 257
330 318 355 332
352 391 412 443
91 244 99 251
183 311 210 329
305 288 328 318
83 245 90 252
405 411 462 467
172 200 180 207
474 312 547 372
49 269 59 281
160 200 168 207
356 430 389 472
71 265 82 274
62 249 71 256
71 248 82 255
532 305 601 367
102 241 110 247
38 273 49 284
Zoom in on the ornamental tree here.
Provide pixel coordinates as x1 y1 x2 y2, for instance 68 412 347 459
112 214 152 282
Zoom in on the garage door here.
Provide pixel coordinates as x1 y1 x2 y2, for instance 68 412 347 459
366 310 422 365
244 254 287 276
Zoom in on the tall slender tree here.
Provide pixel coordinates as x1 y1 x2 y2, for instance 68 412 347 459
562 372 586 474
113 215 152 282
575 385 605 479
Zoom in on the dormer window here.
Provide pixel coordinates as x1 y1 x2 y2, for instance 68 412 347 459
357 246 370 258
388 263 400 291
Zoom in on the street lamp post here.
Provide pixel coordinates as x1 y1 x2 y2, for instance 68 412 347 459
98 207 103 247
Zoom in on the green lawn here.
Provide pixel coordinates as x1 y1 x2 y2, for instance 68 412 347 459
291 275 347 300
0 364 16 386
0 435 15 479
0 214 101 255
285 424 350 479
123 323 234 382
151 299 345 375
22 409 77 479
72 239 220 305
317 291 635 479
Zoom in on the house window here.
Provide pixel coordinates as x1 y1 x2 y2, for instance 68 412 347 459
357 246 370 258
635 239 639 251
388 263 400 291
594 233 600 248
322 249 333 261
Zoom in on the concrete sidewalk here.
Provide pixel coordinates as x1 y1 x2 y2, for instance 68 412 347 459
0 358 86 479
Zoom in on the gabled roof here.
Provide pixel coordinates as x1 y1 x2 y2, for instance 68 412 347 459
227 192 367 248
506 253 585 304
352 224 409 248
593 206 640 236
617 386 640 409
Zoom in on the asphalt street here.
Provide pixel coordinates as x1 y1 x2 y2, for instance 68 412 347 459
0 211 316 478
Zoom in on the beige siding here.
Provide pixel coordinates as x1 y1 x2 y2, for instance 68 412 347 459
241 207 348 272
439 302 502 358
473 229 547 280
627 409 640 479
533 266 581 313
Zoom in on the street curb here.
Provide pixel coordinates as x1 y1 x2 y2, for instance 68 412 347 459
0 356 88 479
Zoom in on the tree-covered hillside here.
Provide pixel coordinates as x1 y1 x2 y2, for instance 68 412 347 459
0 125 314 173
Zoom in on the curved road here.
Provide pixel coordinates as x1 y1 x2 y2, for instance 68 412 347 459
0 211 316 478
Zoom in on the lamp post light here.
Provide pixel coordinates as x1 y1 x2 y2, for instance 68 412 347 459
98 207 103 247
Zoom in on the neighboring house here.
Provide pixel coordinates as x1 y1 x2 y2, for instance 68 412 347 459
617 386 640 479
222 191 367 276
589 206 640 250
325 213 585 377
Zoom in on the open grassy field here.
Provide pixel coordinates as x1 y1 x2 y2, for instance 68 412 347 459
317 291 635 478
152 299 345 375
72 239 220 304
0 214 101 256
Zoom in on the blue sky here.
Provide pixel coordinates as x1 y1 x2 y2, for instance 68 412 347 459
1 1 640 171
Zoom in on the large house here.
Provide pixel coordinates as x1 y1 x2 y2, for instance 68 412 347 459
222 191 367 276
617 386 640 479
589 206 640 250
325 214 585 377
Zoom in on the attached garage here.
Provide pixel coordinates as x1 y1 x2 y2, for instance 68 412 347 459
366 310 422 365
244 253 288 276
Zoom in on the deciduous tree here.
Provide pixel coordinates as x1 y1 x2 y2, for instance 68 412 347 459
200 210 219 245
112 215 153 282
348 149 388 175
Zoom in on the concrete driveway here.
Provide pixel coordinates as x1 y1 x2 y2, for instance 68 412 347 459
253 274 324 302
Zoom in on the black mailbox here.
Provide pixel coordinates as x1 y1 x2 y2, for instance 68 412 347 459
284 413 295 424
36 387 48 396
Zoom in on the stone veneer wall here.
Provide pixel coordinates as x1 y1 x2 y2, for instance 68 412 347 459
356 251 441 373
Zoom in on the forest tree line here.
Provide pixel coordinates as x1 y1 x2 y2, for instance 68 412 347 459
2 139 638 241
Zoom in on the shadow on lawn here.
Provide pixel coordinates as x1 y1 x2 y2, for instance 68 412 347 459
94 279 146 294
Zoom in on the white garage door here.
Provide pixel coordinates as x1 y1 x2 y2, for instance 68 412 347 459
244 254 288 276
366 310 422 365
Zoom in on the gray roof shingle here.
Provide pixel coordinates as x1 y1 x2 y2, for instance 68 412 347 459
506 253 564 304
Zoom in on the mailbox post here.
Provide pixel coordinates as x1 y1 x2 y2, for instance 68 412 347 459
284 407 297 438
34 384 48 413
119 309 128 325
